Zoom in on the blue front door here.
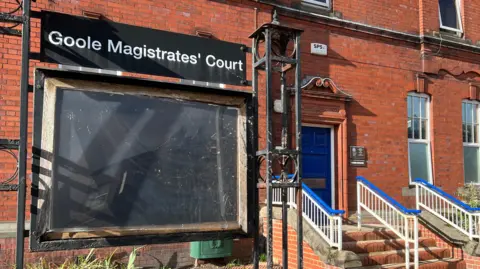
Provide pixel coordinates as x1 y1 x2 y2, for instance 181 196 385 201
301 126 332 206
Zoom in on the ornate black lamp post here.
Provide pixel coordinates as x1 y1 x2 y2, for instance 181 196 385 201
249 11 304 269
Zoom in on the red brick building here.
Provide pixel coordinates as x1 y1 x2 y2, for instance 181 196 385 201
1 0 480 268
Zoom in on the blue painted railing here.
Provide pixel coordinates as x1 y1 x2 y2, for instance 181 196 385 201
414 178 480 212
271 173 345 248
302 183 345 216
272 174 344 216
357 176 420 268
357 176 421 215
414 178 480 240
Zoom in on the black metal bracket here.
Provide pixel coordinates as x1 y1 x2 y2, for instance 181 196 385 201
0 27 21 36
0 184 19 191
0 139 20 150
0 14 23 23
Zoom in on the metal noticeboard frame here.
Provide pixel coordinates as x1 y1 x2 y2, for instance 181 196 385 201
29 68 256 251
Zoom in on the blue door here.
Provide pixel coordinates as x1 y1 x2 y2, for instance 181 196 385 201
301 126 332 206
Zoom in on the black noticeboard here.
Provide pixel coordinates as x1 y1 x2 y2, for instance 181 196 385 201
30 69 254 251
40 11 247 86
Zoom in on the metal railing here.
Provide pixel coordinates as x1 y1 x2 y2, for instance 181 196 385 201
413 178 480 240
357 176 420 269
272 183 344 249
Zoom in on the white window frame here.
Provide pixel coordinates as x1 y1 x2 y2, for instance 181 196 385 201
302 0 330 9
462 100 480 185
407 92 433 183
438 0 463 33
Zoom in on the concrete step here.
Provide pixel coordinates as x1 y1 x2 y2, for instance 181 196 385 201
358 247 451 266
356 258 466 269
343 229 401 242
343 237 436 253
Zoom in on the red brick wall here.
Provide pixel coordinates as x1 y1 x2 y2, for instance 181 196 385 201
463 0 480 44
0 238 253 269
268 218 340 269
334 0 419 33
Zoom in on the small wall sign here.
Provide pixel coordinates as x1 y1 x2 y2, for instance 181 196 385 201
350 146 367 167
310 43 327 56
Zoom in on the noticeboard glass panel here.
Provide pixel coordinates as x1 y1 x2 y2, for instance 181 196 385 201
52 88 238 229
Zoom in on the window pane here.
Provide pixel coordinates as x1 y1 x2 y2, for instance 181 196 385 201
420 98 426 119
408 119 413 138
413 118 420 139
474 104 477 124
463 123 467 142
439 0 460 29
475 125 479 143
467 103 473 124
467 124 473 143
463 103 467 123
464 147 480 184
413 96 421 118
421 119 427 140
409 143 430 181
407 96 412 118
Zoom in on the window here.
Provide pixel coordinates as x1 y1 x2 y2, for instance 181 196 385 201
303 0 330 9
463 101 480 184
407 93 433 182
438 0 463 33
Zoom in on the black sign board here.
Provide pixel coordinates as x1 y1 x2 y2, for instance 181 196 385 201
350 146 367 167
40 11 247 86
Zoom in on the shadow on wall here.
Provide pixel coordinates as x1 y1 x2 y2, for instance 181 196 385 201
346 100 377 213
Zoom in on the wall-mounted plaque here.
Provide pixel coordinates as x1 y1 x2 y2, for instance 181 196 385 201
350 146 367 167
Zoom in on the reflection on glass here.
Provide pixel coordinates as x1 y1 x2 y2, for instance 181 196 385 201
475 126 479 144
467 125 473 143
51 89 240 229
467 103 473 123
409 143 430 181
439 0 460 29
421 119 427 140
420 98 425 119
474 104 477 124
407 96 412 118
408 120 413 138
464 147 480 184
413 97 421 118
413 118 420 139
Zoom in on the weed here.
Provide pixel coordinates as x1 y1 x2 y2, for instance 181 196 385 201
226 259 242 268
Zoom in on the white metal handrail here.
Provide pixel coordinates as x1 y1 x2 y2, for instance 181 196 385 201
272 184 344 249
357 176 420 269
414 178 480 240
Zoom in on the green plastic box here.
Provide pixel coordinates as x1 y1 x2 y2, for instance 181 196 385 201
190 239 233 259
